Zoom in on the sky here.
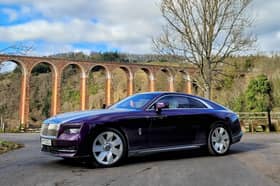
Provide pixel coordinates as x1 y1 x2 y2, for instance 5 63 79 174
0 0 279 56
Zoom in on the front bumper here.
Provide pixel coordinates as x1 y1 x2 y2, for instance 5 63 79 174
40 134 80 158
232 131 243 144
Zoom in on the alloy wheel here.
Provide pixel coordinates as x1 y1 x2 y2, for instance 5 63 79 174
211 127 230 154
92 131 124 166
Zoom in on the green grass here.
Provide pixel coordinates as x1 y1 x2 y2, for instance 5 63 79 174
0 140 23 154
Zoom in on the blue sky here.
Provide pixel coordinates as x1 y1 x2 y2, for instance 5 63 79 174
0 0 280 56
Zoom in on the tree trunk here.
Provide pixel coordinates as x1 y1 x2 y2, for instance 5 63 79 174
205 84 211 99
204 60 212 99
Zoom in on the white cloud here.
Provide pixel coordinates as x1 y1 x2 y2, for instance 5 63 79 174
29 42 91 56
0 19 155 44
0 0 280 54
0 0 162 54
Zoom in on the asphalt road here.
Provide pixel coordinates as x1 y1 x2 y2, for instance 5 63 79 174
0 133 279 186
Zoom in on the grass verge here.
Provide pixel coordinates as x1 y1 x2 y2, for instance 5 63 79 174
0 140 24 154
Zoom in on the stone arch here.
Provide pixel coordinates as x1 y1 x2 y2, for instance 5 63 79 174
87 65 110 109
119 66 133 95
29 62 54 127
119 66 133 80
0 59 27 76
173 70 189 93
134 67 151 93
30 61 58 77
111 66 132 103
155 68 175 91
178 70 192 94
0 59 27 129
88 64 111 79
61 62 86 78
60 63 84 112
30 61 60 115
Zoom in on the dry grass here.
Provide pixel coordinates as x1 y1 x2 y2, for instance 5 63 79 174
0 140 23 154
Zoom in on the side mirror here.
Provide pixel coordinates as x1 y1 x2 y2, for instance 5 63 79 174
155 102 167 113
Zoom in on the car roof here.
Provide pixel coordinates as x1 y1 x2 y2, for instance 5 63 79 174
137 92 229 111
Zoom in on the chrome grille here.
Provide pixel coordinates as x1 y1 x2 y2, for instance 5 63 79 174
41 124 60 137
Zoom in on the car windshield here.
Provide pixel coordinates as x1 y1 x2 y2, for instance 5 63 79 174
109 93 158 110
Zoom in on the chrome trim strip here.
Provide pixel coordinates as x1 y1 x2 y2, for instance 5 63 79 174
128 144 205 157
57 149 77 153
145 94 213 111
40 135 57 139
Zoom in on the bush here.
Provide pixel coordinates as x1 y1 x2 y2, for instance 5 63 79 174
245 75 273 112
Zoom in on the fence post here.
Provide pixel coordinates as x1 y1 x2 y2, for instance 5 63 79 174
267 109 272 132
0 116 4 133
250 119 253 134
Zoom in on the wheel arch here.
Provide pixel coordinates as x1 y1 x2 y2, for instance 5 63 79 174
88 123 130 151
208 120 233 144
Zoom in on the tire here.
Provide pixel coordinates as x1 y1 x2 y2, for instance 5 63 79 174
208 124 231 155
90 128 127 168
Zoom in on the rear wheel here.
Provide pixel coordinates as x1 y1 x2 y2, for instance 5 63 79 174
208 124 231 155
91 128 127 167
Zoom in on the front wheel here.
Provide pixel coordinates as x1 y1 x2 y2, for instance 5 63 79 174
208 124 231 155
91 129 127 167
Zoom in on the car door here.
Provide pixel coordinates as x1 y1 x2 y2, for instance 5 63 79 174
148 95 210 148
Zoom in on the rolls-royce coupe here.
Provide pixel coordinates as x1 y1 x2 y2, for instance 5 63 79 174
40 92 242 167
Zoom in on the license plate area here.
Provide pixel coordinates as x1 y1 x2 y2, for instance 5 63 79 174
41 138 52 146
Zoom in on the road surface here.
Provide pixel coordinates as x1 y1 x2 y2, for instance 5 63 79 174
0 133 279 186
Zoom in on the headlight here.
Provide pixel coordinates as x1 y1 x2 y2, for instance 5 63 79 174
65 128 81 134
61 123 82 135
48 124 60 131
41 124 60 137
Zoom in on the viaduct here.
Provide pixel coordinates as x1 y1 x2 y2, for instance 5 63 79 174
0 55 196 128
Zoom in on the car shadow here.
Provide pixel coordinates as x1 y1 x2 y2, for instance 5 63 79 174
125 148 208 166
229 142 267 155
51 142 268 169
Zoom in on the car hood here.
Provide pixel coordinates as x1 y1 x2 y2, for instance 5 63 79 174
43 109 134 124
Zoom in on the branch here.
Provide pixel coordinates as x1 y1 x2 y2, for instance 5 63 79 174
0 42 34 55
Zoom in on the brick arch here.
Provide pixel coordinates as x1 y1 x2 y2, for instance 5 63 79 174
119 66 133 80
60 62 86 77
172 70 192 93
0 59 28 76
87 65 111 108
30 61 58 76
133 67 154 93
139 67 154 79
88 64 111 79
159 68 174 78
60 63 86 112
179 70 192 94
155 68 175 92
121 66 134 96
111 66 133 97
0 59 29 127
29 61 56 126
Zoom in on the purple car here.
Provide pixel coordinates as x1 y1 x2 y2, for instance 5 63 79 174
40 92 242 167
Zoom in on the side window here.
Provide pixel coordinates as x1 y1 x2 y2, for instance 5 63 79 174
156 96 179 109
176 97 190 108
155 96 207 109
188 98 207 108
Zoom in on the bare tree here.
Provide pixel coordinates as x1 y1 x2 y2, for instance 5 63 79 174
0 42 33 56
154 0 255 99
0 42 34 72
